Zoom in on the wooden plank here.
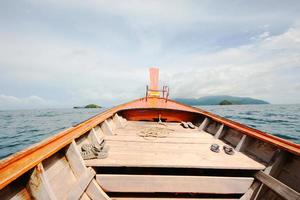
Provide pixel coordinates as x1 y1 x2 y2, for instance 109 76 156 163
104 135 222 144
86 153 264 170
113 114 124 129
27 163 57 200
124 122 194 132
115 129 213 139
252 151 286 200
255 171 300 200
101 120 114 135
86 179 111 200
111 197 238 200
89 128 104 144
86 140 265 170
240 181 261 200
94 126 104 136
96 175 254 194
67 167 96 200
1 96 299 191
190 104 300 156
214 124 224 139
0 184 31 200
112 199 238 200
235 135 248 152
0 97 140 189
273 154 300 194
65 140 87 178
80 193 91 200
199 117 209 130
43 153 77 199
107 118 116 131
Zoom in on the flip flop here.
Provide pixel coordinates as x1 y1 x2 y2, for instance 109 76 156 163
96 146 109 159
210 144 220 153
81 144 93 152
181 121 189 128
81 150 97 160
187 122 195 129
223 145 235 155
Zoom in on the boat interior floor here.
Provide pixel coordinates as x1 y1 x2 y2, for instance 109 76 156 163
77 120 267 199
85 121 265 170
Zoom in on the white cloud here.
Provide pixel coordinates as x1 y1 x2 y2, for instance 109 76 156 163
0 1 300 108
0 94 58 110
162 26 300 104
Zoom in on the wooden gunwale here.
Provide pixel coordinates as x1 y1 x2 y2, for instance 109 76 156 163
0 97 299 190
130 98 300 155
0 99 140 190
175 100 300 155
121 98 300 155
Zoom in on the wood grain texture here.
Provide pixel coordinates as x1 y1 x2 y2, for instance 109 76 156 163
65 141 87 178
80 193 91 200
236 134 248 152
113 114 123 129
86 179 111 200
240 181 261 200
67 167 96 200
27 163 57 200
101 120 114 135
43 152 77 199
199 117 209 130
1 96 299 191
86 122 265 170
96 174 254 194
214 124 224 139
255 171 300 200
111 199 238 200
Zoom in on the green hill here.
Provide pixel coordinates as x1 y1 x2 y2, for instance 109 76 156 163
174 95 269 105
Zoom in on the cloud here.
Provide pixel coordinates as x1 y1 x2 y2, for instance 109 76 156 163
0 1 300 108
0 94 58 110
162 26 300 104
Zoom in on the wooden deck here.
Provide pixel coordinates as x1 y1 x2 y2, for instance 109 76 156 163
85 121 265 170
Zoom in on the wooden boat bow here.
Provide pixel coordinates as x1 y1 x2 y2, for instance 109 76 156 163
0 68 299 200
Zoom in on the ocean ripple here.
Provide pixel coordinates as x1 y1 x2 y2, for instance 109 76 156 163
0 108 106 159
199 104 300 144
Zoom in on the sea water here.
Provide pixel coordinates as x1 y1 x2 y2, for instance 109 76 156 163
0 104 299 159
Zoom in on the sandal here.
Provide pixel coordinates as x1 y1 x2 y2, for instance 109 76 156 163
82 143 105 152
181 122 189 128
97 145 109 159
187 122 195 129
81 144 94 152
223 145 235 155
81 150 97 160
210 144 220 153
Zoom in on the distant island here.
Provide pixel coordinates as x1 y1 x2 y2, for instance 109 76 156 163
73 104 102 109
219 100 233 105
175 95 269 106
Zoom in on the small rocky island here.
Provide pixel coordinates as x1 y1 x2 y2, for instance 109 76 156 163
73 104 102 109
219 100 233 105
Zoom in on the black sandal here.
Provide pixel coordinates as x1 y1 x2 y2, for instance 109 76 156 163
181 122 189 128
223 145 235 155
187 122 195 129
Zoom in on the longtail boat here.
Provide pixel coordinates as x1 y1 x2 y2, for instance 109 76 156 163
0 68 299 200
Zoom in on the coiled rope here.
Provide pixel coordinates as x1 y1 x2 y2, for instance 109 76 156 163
137 124 174 140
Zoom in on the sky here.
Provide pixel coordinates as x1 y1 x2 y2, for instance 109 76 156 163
0 0 300 109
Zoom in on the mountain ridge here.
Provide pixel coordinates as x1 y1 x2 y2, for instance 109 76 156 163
174 95 269 105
